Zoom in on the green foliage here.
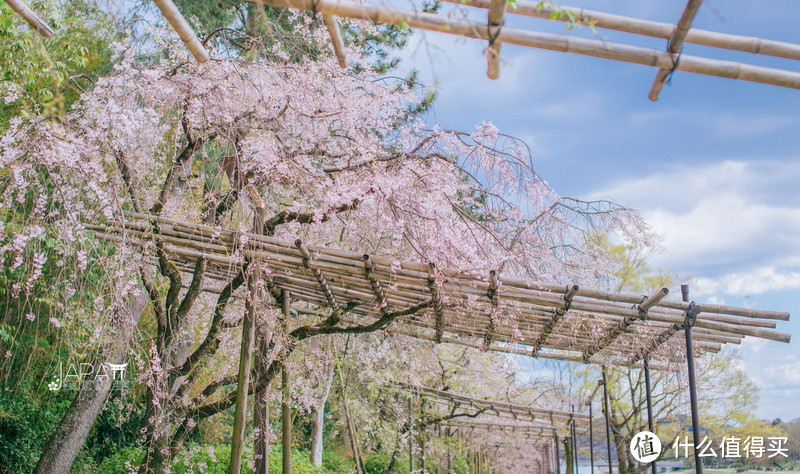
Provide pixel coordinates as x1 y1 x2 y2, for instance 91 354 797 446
98 443 357 473
364 451 391 473
0 0 115 125
0 390 72 472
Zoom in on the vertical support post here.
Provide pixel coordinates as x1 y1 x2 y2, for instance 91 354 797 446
555 433 561 474
281 290 292 474
602 368 613 474
644 356 657 474
408 397 414 473
589 401 595 474
682 284 703 474
571 406 579 474
229 213 264 474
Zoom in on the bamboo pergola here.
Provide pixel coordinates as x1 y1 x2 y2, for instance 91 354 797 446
6 0 800 99
397 382 589 434
87 212 791 369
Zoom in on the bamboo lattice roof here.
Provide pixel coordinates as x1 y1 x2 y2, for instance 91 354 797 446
87 212 791 368
397 383 589 435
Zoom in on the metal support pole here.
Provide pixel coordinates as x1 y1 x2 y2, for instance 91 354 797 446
602 368 613 474
571 406 579 474
682 284 703 474
589 401 595 474
644 356 657 474
555 433 561 474
281 290 292 474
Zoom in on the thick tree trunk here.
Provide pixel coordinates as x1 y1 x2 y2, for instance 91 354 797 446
310 362 334 467
35 285 149 474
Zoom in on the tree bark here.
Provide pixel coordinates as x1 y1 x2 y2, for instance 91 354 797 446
310 349 334 467
563 438 573 474
35 285 149 474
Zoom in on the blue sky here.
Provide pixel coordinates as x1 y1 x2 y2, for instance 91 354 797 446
395 0 800 420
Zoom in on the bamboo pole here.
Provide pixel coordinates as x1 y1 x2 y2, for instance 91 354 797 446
282 290 292 474
3 0 54 37
428 263 446 343
322 14 347 68
252 0 800 90
531 285 579 356
649 0 704 101
583 288 670 361
444 0 800 62
296 239 338 307
486 0 508 79
482 270 499 351
151 0 210 62
228 213 264 474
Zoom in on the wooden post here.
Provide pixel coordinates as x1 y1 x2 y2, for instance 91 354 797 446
408 397 414 472
282 290 292 474
228 213 264 474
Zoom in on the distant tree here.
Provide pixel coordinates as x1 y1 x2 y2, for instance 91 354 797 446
0 0 114 125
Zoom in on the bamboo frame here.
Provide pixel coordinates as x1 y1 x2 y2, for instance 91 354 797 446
582 287 669 361
530 284 578 356
151 0 210 62
252 0 800 91
3 0 54 37
447 0 800 62
486 0 507 79
648 0 703 101
88 215 791 368
428 263 445 343
481 270 499 351
322 14 347 68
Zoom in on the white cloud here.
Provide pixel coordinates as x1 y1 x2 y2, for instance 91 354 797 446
763 361 800 386
740 337 767 356
694 267 800 297
589 159 800 286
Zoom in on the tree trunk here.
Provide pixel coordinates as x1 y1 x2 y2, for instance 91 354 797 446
310 362 334 467
563 438 573 474
35 285 149 474
254 317 274 474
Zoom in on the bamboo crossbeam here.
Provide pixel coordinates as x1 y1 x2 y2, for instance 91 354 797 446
481 270 499 351
397 383 590 422
428 263 445 343
322 14 347 68
649 0 704 101
444 0 800 62
583 288 672 362
362 255 388 313
151 0 210 62
253 0 800 90
530 284 579 356
3 0 54 37
441 420 581 434
486 0 508 79
295 239 338 308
